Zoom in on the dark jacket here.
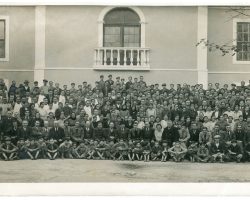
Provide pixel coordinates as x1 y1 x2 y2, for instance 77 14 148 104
48 127 65 141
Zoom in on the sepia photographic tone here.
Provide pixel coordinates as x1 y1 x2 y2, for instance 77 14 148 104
1 4 250 184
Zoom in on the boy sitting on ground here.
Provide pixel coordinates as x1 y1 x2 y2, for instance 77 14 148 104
95 140 108 160
1 137 18 161
59 137 73 159
74 141 88 159
161 141 168 162
37 137 47 159
114 139 128 161
196 143 210 163
226 139 243 163
133 142 143 161
46 138 59 160
127 139 135 161
16 138 27 160
106 140 116 160
26 138 40 160
168 141 187 162
142 141 151 162
86 139 96 160
187 142 198 162
151 141 162 161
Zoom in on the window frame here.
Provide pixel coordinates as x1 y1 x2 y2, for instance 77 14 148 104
233 18 250 64
103 23 141 47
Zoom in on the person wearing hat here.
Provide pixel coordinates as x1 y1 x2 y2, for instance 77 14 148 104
210 135 226 163
105 74 114 92
23 80 30 94
161 83 169 94
30 81 40 96
168 141 187 162
225 139 243 162
40 79 49 95
1 137 18 161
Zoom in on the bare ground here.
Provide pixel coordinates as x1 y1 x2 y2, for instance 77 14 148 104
0 159 249 182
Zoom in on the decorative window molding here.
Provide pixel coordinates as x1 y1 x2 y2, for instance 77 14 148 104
233 18 250 64
95 6 148 70
0 16 9 62
98 6 146 48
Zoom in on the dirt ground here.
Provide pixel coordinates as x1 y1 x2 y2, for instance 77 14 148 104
0 159 250 182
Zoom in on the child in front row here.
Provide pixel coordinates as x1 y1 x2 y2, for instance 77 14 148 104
196 143 210 163
16 138 27 159
86 139 96 159
106 140 116 160
46 138 59 160
1 137 18 161
142 141 151 162
151 141 162 161
187 142 198 162
161 141 168 162
127 139 135 161
26 138 40 160
133 142 143 161
96 140 108 160
74 141 88 159
114 139 128 161
168 141 187 162
59 137 73 159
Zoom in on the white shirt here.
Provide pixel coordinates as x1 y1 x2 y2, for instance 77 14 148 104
160 120 168 129
204 111 214 120
154 129 163 142
37 107 48 120
233 111 243 121
59 95 66 106
52 102 59 110
13 103 22 116
38 94 45 104
84 106 92 118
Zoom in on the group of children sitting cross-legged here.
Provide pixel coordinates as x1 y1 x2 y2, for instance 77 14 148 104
1 135 247 163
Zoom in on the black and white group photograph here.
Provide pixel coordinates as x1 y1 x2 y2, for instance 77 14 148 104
1 0 250 195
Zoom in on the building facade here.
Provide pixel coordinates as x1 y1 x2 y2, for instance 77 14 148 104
0 5 249 88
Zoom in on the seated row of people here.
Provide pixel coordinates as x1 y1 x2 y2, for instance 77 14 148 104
1 134 250 163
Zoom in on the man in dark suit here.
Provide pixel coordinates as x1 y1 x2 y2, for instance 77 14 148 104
2 110 15 134
234 124 246 147
106 121 117 141
48 121 65 143
162 120 179 147
189 123 200 144
221 124 236 143
83 121 94 139
129 122 141 141
141 122 154 142
31 121 43 140
17 120 32 140
116 122 129 141
93 122 108 140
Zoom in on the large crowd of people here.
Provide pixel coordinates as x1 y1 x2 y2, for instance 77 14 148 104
0 75 250 163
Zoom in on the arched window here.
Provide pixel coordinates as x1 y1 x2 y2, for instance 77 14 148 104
94 6 149 69
103 8 141 47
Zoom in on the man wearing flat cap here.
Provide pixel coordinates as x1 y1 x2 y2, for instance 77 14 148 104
210 135 226 162
40 79 49 95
